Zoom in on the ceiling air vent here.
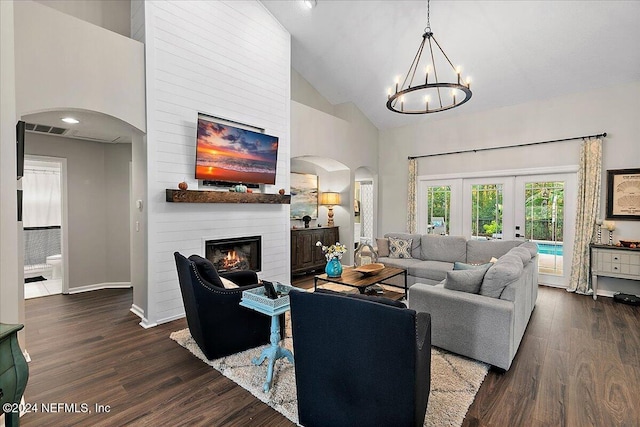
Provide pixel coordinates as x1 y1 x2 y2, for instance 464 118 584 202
26 123 69 136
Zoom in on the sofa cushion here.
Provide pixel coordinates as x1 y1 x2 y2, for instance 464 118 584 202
388 236 413 259
385 233 421 259
480 254 523 298
188 254 224 288
379 257 422 271
519 241 539 257
444 266 490 294
376 238 390 257
466 240 522 264
421 235 467 263
453 261 493 270
408 260 454 282
509 247 532 265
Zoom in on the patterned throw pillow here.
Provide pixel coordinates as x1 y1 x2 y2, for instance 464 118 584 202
388 237 413 259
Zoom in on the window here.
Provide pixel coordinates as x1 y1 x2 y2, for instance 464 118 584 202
426 186 451 234
471 184 503 239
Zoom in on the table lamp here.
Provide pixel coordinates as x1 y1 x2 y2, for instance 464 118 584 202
320 192 341 227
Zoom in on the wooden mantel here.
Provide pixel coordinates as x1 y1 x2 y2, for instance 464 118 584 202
166 189 291 204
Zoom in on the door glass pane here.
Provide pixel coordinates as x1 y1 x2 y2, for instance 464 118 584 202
426 186 450 234
524 181 564 275
471 184 503 239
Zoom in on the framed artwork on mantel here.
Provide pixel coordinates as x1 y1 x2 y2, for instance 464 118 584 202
290 173 318 219
606 168 640 220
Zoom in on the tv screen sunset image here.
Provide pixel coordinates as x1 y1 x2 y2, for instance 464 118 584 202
195 118 279 184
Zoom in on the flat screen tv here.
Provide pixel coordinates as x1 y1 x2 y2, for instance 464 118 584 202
195 114 279 185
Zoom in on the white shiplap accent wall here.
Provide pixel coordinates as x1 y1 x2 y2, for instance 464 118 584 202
143 0 290 325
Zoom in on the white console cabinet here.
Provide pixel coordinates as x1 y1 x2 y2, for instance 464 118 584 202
590 244 640 300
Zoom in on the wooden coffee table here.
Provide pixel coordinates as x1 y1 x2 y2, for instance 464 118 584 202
314 266 407 300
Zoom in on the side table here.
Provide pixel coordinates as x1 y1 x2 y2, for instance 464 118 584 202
1 323 29 427
240 284 294 392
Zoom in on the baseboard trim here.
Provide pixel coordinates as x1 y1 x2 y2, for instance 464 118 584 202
139 318 157 329
67 282 132 294
156 312 186 326
130 304 145 319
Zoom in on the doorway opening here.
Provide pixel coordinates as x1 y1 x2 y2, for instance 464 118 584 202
23 157 67 298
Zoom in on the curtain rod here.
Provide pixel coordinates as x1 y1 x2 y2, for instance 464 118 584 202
408 132 607 160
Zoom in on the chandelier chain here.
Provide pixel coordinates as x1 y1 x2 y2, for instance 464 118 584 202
425 0 431 32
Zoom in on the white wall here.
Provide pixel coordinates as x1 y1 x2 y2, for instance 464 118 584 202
142 0 291 326
25 133 131 289
34 0 132 37
14 0 145 133
0 0 23 329
379 81 640 294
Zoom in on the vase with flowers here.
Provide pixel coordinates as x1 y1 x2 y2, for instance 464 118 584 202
316 240 347 278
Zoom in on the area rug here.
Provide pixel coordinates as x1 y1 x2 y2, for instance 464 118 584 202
170 329 488 427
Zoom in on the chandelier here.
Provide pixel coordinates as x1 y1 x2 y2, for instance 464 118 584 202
386 0 472 114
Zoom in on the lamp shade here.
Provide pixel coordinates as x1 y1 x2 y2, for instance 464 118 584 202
320 192 341 206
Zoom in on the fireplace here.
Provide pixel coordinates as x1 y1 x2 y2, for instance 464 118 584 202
205 236 261 272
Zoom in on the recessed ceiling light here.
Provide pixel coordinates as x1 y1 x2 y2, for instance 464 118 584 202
303 0 317 9
61 117 79 124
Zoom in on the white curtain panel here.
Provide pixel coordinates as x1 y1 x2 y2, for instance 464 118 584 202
22 170 62 227
360 181 374 244
407 158 417 233
567 137 602 295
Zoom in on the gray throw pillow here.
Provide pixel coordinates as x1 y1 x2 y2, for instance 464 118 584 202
453 261 493 271
388 237 413 259
376 238 390 257
444 268 488 294
509 247 532 264
480 254 523 298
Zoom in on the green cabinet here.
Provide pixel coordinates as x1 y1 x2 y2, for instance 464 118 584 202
1 323 29 427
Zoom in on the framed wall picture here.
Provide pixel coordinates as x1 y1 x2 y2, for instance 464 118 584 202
290 173 318 219
606 168 640 220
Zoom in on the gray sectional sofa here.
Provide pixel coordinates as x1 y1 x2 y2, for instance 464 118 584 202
377 232 538 370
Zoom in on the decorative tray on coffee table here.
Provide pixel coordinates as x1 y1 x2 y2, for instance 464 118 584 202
353 263 385 276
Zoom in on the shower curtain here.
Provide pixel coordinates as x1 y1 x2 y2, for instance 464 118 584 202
22 167 62 266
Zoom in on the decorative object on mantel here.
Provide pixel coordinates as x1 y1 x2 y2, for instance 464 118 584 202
595 218 603 244
317 240 347 278
234 184 248 193
386 0 471 115
279 188 285 195
178 181 188 190
166 189 290 204
320 191 341 227
606 168 640 220
603 220 616 245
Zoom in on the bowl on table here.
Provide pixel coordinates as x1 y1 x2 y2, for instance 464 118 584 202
618 240 639 248
353 263 385 276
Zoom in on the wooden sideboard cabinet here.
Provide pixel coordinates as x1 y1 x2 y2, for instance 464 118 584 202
291 226 340 276
590 244 640 300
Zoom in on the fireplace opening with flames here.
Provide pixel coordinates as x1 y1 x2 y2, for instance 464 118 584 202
205 236 261 273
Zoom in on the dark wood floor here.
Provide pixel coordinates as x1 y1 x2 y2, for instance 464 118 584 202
20 279 640 426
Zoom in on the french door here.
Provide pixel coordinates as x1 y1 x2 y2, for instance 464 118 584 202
418 168 577 287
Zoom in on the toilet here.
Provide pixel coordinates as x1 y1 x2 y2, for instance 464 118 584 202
45 254 62 279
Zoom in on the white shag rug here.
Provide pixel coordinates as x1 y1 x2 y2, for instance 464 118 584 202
170 329 488 427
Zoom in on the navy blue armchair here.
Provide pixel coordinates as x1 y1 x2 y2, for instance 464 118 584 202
289 289 431 427
174 252 279 360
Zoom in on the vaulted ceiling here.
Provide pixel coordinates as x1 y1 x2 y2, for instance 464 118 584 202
262 0 640 130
